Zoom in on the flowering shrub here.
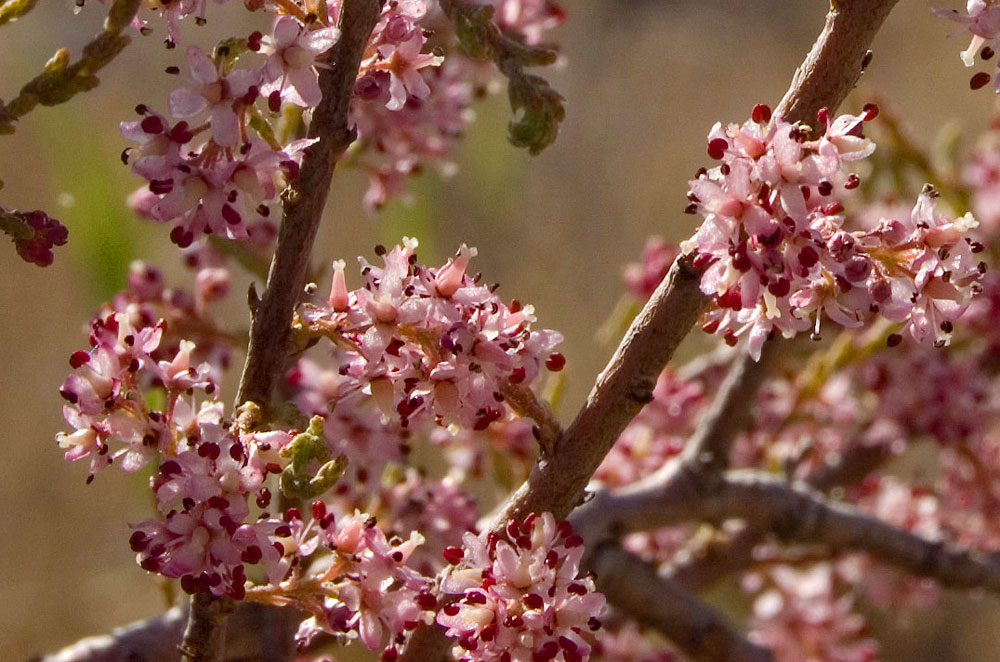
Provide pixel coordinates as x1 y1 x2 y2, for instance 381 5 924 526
9 0 1000 662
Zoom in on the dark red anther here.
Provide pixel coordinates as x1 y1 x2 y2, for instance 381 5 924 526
707 138 729 160
69 350 90 369
546 352 566 371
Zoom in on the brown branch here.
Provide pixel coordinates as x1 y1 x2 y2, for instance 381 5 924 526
34 607 187 662
33 604 295 662
697 472 1000 593
677 340 780 475
490 252 706 526
570 341 779 546
235 0 382 408
665 437 895 592
179 593 235 662
590 544 774 662
774 0 900 127
665 523 762 592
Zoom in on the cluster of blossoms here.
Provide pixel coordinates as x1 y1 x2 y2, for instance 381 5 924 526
743 564 879 662
128 402 291 598
95 258 242 378
684 104 985 359
438 513 607 662
54 229 600 659
284 507 436 656
56 309 294 596
120 0 565 239
0 207 69 267
295 239 564 431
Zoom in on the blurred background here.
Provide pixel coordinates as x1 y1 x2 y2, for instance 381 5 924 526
3 0 1000 659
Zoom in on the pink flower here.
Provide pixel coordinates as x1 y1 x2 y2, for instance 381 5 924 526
168 46 262 147
259 16 341 108
294 241 564 431
364 33 443 111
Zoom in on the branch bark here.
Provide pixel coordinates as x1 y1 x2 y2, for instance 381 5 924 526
570 340 779 547
591 544 773 662
773 0 900 127
701 472 1000 593
33 604 294 662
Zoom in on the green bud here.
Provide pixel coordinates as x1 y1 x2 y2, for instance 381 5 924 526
507 71 564 155
0 0 38 27
278 415 349 499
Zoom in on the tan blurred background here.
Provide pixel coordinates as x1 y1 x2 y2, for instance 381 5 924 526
3 0 1000 659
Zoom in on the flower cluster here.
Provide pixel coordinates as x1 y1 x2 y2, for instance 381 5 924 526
743 564 879 662
438 513 606 662
57 310 296 597
295 240 564 431
350 58 474 212
121 0 566 241
684 105 985 358
123 90 314 247
129 402 292 598
57 311 202 478
96 259 242 379
287 508 435 655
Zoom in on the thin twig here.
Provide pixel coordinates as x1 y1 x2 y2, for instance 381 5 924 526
678 340 780 475
0 0 141 134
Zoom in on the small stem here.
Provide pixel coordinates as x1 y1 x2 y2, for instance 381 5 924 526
179 592 234 662
774 0 900 126
236 0 382 409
